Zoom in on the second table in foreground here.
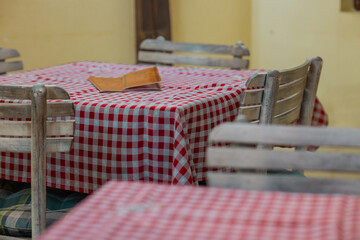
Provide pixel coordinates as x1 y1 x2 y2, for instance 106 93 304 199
38 181 360 240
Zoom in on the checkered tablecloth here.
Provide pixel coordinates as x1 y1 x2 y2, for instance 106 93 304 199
0 62 328 193
38 181 360 240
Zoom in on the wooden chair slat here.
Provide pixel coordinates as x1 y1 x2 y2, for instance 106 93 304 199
0 61 23 74
0 103 31 118
239 89 263 106
138 37 250 70
0 48 20 60
139 39 250 56
46 137 74 152
244 73 266 89
0 102 74 118
209 123 360 148
207 147 360 172
273 91 303 116
207 173 360 195
238 106 261 121
0 138 31 152
0 137 73 153
238 102 301 124
138 51 249 69
277 76 307 100
0 85 70 100
0 120 74 136
240 75 306 106
272 106 300 124
47 102 75 117
278 59 310 84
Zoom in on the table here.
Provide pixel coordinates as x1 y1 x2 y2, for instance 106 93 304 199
0 62 328 193
38 181 360 240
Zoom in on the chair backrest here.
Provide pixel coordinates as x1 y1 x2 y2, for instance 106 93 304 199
207 122 360 195
0 84 75 238
238 57 322 125
0 47 24 75
138 36 250 70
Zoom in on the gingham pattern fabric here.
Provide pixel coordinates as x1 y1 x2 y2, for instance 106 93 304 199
0 179 87 237
0 62 329 193
38 181 360 240
0 205 69 237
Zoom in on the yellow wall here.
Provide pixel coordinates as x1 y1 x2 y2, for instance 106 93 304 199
2 0 359 127
252 0 360 127
0 0 136 70
0 0 251 72
170 0 251 52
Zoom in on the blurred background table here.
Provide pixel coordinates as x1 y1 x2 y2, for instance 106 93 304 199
0 62 328 193
38 181 359 240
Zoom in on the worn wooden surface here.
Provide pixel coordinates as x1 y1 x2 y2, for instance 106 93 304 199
207 173 360 195
207 123 360 195
0 85 70 100
238 57 322 125
31 84 47 238
0 61 23 74
209 123 360 147
138 36 250 70
0 102 74 119
0 84 75 238
140 38 249 56
0 121 71 136
0 137 73 153
0 48 20 60
0 48 23 75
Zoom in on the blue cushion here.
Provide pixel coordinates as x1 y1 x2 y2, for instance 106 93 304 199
0 179 88 237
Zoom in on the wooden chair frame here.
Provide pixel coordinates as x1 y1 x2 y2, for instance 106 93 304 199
238 57 322 126
0 84 75 238
138 36 250 70
207 123 360 195
0 47 23 75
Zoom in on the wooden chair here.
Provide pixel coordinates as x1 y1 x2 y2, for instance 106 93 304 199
0 47 23 75
0 84 75 239
237 57 322 126
138 36 250 70
207 122 360 195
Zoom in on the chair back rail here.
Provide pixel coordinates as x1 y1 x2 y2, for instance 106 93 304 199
139 38 249 56
238 57 322 125
0 48 23 75
0 120 74 136
0 85 70 99
0 48 21 60
0 61 23 74
0 84 75 238
0 137 74 153
138 51 249 69
207 173 360 195
207 123 360 195
138 36 250 70
0 102 74 118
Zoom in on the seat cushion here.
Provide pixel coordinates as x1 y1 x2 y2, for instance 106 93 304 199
0 204 68 237
0 179 88 237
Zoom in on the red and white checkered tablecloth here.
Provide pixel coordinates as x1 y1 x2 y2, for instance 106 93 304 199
0 62 328 193
38 181 360 240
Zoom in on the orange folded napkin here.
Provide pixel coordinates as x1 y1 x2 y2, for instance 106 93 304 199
88 66 162 92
